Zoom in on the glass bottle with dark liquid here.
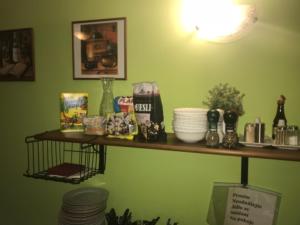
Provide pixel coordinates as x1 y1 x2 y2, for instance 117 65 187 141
223 111 239 149
206 109 220 147
272 95 287 141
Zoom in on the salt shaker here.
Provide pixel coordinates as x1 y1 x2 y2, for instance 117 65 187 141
285 125 299 146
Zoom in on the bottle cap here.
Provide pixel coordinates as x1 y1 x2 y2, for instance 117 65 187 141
277 95 286 105
224 111 238 131
207 109 220 123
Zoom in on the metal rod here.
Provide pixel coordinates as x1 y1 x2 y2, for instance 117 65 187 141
26 142 30 175
50 141 54 167
99 145 106 174
47 141 50 169
55 141 58 166
241 157 249 186
32 142 35 174
42 141 45 171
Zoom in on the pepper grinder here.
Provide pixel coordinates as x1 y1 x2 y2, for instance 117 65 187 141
223 111 239 149
206 109 220 147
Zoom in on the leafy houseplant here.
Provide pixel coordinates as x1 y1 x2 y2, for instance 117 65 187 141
203 83 245 116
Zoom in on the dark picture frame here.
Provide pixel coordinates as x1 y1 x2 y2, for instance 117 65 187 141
72 17 127 80
0 28 35 81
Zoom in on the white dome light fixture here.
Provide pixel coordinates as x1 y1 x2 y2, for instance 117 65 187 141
181 0 257 42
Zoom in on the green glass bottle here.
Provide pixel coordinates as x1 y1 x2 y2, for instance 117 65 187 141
99 78 114 117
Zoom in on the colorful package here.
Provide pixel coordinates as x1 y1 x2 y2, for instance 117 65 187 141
60 93 88 132
106 112 138 140
114 96 134 113
132 82 167 142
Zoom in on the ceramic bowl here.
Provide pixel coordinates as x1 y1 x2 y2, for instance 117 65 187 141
172 120 207 126
173 126 207 132
174 130 206 143
174 108 208 114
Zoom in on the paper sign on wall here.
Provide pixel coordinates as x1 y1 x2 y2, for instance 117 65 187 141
224 187 279 225
206 183 281 225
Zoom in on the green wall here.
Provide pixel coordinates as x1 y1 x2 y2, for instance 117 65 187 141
0 0 300 224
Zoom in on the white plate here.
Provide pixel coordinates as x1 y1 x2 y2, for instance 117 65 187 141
240 141 300 150
273 144 300 150
59 212 105 225
62 204 106 214
63 187 109 206
239 141 271 148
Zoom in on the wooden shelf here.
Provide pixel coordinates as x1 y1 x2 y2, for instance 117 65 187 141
34 130 300 162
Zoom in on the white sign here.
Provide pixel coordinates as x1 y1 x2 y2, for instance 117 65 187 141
224 187 279 225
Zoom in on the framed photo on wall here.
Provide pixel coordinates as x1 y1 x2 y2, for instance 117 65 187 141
0 28 35 81
72 17 127 80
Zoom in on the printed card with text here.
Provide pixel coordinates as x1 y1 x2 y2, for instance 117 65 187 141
224 187 280 225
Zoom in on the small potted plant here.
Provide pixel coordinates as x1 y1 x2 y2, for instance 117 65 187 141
202 83 245 116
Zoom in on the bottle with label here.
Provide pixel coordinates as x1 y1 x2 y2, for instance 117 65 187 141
272 95 287 140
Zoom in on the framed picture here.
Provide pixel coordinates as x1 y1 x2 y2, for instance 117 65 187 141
72 17 127 80
0 28 34 81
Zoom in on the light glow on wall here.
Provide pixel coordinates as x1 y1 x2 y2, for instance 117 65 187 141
181 0 257 42
74 31 90 41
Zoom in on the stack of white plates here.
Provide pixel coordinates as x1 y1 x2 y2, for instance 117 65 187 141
58 187 109 225
173 108 208 143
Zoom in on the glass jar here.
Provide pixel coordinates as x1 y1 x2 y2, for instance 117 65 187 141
274 126 286 145
285 125 299 146
244 123 255 143
99 78 114 116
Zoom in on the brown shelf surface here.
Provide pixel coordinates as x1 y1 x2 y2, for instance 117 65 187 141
34 130 300 162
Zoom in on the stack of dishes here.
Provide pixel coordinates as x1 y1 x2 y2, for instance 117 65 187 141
173 108 208 143
58 187 109 225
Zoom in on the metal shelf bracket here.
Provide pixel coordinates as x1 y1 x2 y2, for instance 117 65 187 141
241 157 249 186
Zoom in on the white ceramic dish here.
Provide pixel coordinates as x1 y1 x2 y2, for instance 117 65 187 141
173 116 207 121
174 112 207 116
172 121 208 126
173 114 207 119
239 141 270 148
174 108 208 113
173 126 207 132
173 124 208 130
63 187 108 206
239 141 300 150
273 144 300 150
174 130 206 143
173 127 207 131
173 119 207 122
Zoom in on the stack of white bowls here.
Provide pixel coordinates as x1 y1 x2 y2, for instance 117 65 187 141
172 108 208 143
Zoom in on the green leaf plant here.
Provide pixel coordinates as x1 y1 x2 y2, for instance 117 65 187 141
203 83 245 116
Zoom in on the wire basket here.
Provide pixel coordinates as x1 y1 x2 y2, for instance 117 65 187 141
24 135 106 184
